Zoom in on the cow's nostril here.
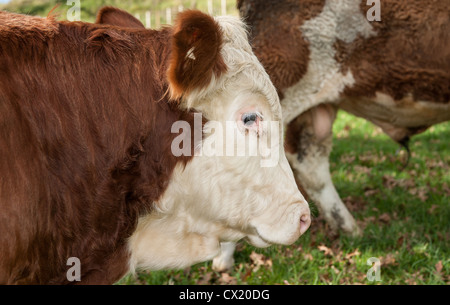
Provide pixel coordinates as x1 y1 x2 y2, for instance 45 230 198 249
299 213 311 235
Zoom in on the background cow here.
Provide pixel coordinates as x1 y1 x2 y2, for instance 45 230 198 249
212 0 449 271
0 7 310 284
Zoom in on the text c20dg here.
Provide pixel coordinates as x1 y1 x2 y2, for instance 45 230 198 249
223 290 270 300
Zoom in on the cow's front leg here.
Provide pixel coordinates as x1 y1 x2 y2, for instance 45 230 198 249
285 104 360 235
212 242 236 272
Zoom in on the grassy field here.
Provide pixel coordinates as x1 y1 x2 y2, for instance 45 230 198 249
118 112 449 285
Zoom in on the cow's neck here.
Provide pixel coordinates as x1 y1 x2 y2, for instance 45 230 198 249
280 0 376 125
139 28 173 86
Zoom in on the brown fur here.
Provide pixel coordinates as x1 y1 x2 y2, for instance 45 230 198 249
338 0 450 104
238 0 325 94
240 0 450 143
167 10 227 100
0 8 220 284
239 0 450 104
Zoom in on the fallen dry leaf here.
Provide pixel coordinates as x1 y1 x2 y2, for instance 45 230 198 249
381 253 397 266
304 253 314 261
239 263 252 283
359 152 380 163
425 159 449 170
378 213 391 224
397 235 405 247
344 196 368 212
382 175 416 190
318 244 333 256
197 272 213 285
249 251 272 272
340 155 356 163
331 265 340 275
219 272 237 285
319 272 331 283
250 251 265 265
443 183 450 196
405 271 424 285
354 165 371 174
361 216 376 228
345 249 361 260
382 175 396 190
392 212 399 220
435 261 443 277
333 250 343 262
437 232 450 242
428 204 439 214
409 186 429 202
364 189 379 197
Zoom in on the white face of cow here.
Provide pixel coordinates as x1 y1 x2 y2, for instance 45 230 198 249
124 13 310 271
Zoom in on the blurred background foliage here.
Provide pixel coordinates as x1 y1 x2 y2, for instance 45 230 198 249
0 0 238 25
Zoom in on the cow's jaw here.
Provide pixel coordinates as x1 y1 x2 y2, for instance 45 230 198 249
127 210 225 271
127 149 310 272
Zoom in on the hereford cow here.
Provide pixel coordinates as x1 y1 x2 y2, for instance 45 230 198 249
0 7 311 284
212 0 450 271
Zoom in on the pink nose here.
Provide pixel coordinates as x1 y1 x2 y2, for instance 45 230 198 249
300 213 311 235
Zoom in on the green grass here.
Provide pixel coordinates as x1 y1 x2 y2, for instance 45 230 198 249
118 112 449 285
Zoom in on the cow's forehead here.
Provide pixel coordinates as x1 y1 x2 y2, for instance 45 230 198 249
214 16 282 121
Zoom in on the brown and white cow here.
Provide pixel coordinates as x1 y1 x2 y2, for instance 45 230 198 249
0 7 310 284
212 0 450 270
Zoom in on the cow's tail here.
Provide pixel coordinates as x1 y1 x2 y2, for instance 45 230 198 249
398 136 411 171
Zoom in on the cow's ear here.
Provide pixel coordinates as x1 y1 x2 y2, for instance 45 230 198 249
96 7 145 29
167 10 227 101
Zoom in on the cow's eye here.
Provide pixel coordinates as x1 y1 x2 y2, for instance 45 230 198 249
242 112 262 127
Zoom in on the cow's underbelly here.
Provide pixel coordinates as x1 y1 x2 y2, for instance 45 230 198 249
339 92 450 142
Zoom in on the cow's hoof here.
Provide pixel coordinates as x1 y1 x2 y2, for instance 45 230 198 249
351 225 363 237
341 223 362 237
212 255 234 272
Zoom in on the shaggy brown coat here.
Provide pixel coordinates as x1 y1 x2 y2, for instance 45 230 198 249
0 8 224 284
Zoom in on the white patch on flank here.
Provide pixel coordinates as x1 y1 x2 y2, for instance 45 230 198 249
128 16 310 272
281 0 377 124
